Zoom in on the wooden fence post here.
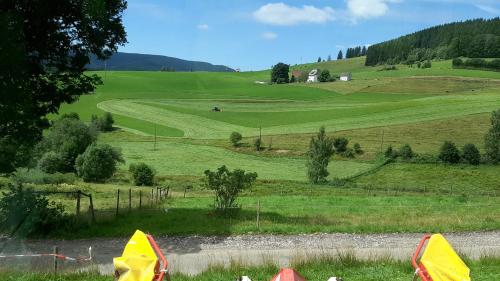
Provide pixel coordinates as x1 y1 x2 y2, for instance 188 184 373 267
166 185 170 199
257 200 261 230
53 246 59 275
184 186 187 198
76 190 81 217
116 189 120 216
128 188 132 212
151 188 154 206
156 187 159 203
89 194 96 223
139 191 142 209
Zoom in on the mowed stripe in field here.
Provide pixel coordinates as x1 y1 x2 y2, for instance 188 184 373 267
112 140 373 181
99 92 500 139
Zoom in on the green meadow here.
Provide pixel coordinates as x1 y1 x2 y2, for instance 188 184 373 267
27 56 497 237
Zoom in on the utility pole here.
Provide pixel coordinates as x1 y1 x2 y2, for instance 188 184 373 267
154 124 157 151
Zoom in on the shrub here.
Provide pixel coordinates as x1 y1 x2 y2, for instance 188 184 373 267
129 163 156 186
307 127 335 184
91 112 114 132
75 144 124 182
353 143 363 155
38 151 64 174
485 109 500 164
421 60 432 69
384 145 398 159
37 118 97 173
11 169 76 185
254 137 263 151
229 132 242 147
204 165 257 212
0 184 68 237
462 143 481 165
59 112 80 120
399 144 414 160
452 58 463 67
333 137 349 153
439 141 461 164
341 148 355 158
318 70 331 82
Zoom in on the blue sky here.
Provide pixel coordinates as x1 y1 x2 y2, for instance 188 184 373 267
120 0 500 71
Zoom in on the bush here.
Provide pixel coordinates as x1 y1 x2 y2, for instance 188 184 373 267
318 70 331 82
307 127 335 184
384 145 398 159
204 165 257 212
421 60 432 69
333 137 349 153
12 168 76 185
462 143 481 165
485 109 500 164
399 144 414 160
229 132 242 147
254 137 263 151
37 118 97 173
75 144 124 182
341 148 355 158
60 112 80 120
91 112 114 132
129 163 156 186
353 143 363 155
38 151 64 174
0 184 68 237
452 58 463 67
439 141 461 164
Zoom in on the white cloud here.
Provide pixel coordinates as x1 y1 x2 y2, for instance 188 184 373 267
346 0 400 20
262 32 278 40
475 4 500 14
253 3 335 26
197 24 209 30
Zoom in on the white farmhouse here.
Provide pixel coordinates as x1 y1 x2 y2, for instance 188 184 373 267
340 72 352 81
307 69 319 83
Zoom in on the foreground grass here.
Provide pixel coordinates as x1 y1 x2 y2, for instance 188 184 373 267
2 256 499 281
68 194 499 238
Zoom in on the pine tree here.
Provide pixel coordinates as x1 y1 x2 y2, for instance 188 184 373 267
317 57 322 63
337 50 343 60
327 55 332 61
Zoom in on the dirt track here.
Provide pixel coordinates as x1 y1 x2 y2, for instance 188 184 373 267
1 231 499 275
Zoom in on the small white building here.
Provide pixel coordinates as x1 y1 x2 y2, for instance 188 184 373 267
307 69 319 83
340 72 352 82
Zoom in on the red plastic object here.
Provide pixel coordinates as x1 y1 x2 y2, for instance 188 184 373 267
412 234 432 281
270 268 307 281
147 234 170 281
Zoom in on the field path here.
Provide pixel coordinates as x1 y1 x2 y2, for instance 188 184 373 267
1 232 499 275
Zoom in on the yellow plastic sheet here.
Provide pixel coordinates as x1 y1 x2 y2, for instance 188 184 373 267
114 230 158 281
420 234 470 281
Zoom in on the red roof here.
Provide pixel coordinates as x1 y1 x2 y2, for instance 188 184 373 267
270 268 307 281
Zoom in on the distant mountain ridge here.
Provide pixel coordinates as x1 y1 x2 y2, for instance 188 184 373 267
87 52 235 72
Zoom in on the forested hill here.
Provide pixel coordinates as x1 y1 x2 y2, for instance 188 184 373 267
366 18 500 66
87 52 235 72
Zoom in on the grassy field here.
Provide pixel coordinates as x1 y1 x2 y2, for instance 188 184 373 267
10 172 498 238
2 256 499 281
16 56 493 239
59 57 500 140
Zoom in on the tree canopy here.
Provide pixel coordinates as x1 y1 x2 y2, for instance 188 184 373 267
366 18 500 66
271 63 290 84
0 0 127 173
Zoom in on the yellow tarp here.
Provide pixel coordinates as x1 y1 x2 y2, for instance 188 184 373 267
114 230 158 281
420 234 470 281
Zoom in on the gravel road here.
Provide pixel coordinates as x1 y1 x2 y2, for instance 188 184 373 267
1 231 499 275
